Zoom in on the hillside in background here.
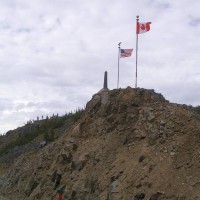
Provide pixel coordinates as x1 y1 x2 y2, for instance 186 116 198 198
0 109 84 165
1 87 200 199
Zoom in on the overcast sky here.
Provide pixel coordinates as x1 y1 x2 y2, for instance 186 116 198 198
0 0 200 134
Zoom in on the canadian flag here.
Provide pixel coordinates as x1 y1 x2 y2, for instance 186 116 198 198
136 22 151 34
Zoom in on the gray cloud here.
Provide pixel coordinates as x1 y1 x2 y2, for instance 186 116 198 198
0 0 200 133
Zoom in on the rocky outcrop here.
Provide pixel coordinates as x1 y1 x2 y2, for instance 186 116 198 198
1 87 200 199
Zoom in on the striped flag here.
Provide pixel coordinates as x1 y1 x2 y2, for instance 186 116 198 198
120 49 133 58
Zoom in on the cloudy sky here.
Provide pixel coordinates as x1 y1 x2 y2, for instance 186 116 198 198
0 0 200 134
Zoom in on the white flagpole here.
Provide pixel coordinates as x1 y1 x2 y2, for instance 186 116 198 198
117 42 121 89
135 16 139 88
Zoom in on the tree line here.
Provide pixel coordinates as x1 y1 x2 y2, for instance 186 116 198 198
0 108 84 157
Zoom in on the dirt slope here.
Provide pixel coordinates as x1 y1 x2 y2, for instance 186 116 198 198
1 87 200 200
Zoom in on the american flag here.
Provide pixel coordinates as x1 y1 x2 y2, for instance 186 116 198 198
120 49 133 58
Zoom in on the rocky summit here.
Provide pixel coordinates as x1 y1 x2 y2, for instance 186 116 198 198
1 87 200 200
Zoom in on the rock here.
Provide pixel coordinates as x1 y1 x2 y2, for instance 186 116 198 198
71 160 86 171
160 120 166 126
57 152 72 165
133 193 145 200
170 152 176 156
149 165 155 173
138 155 145 163
111 180 119 193
149 192 165 200
25 178 39 197
72 143 78 151
100 91 110 105
71 123 81 137
148 113 155 121
68 137 76 143
186 176 200 186
147 130 159 145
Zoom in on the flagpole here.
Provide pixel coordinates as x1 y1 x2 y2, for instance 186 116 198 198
117 42 121 89
135 15 139 88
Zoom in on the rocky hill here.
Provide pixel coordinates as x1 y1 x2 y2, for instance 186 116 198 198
1 87 200 200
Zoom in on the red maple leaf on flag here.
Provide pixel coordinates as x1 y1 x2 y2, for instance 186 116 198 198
141 24 146 30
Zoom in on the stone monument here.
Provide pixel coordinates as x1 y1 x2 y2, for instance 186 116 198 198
103 71 108 89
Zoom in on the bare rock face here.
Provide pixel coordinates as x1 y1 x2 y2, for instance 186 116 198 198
1 87 200 199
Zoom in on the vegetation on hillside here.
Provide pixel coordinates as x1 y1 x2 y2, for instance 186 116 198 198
193 106 200 115
0 108 84 157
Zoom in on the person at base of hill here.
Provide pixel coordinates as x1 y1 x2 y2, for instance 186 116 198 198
57 187 64 200
58 192 63 200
